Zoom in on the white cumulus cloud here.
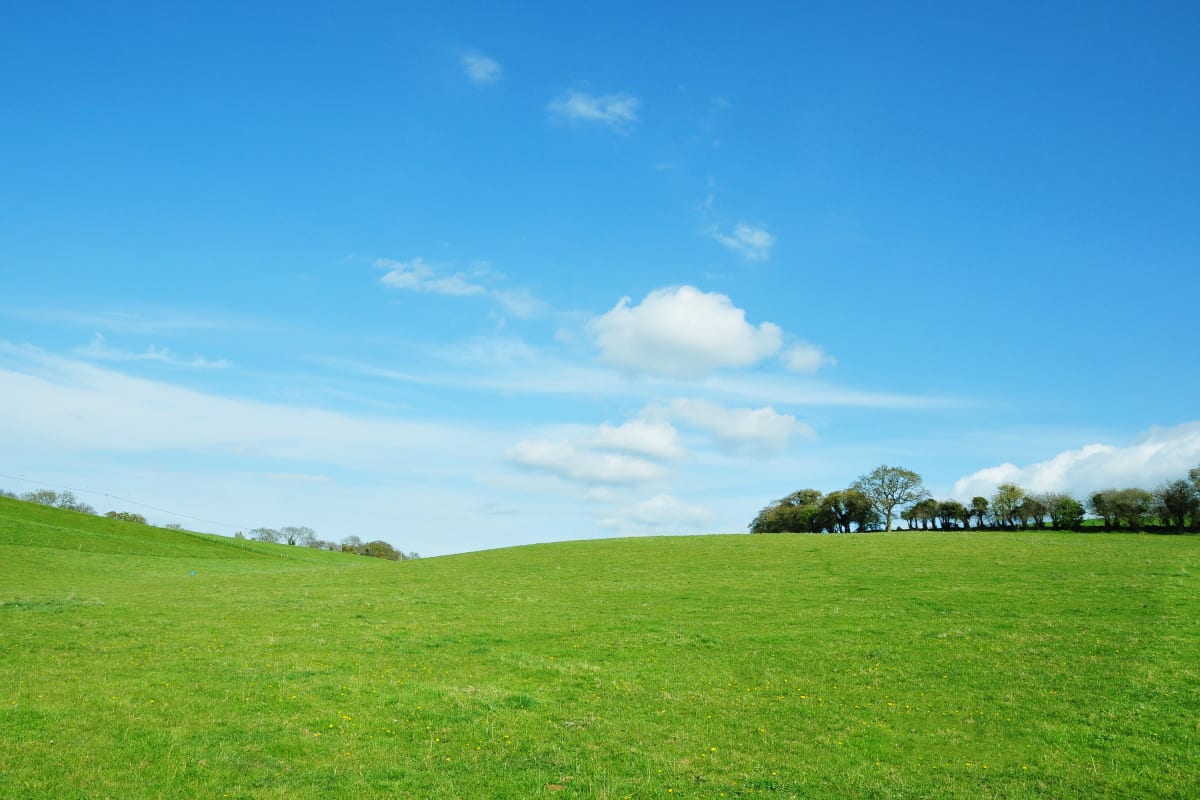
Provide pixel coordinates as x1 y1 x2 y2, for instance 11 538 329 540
462 51 501 85
548 90 639 132
504 439 664 485
711 223 774 261
587 419 685 461
953 421 1200 500
647 398 815 452
782 342 836 374
600 494 713 534
588 286 783 378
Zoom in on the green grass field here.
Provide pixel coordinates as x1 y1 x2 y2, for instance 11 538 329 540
2 496 1198 798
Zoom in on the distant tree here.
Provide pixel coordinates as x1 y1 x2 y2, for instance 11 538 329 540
341 535 364 553
937 500 968 530
910 498 938 530
990 484 1025 529
818 489 876 532
1090 490 1118 531
22 489 59 506
1017 495 1049 529
852 465 928 532
54 491 95 514
162 523 184 531
1155 480 1198 531
1110 488 1154 530
105 510 147 525
234 531 246 539
1046 494 1085 530
362 540 402 560
0 488 17 499
250 527 282 543
970 497 989 529
750 490 825 533
281 526 317 547
406 551 421 560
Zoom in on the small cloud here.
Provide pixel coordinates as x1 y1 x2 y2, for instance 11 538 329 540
645 398 815 452
600 493 713 534
377 257 486 296
782 342 836 374
588 285 782 378
376 257 546 318
711 223 774 262
462 51 502 85
548 90 639 133
504 438 664 485
76 334 230 369
494 289 548 320
587 419 685 461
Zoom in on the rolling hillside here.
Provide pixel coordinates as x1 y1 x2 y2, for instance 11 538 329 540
2 496 1198 798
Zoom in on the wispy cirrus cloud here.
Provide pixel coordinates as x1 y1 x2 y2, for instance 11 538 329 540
375 258 546 318
462 51 502 85
377 257 487 296
710 223 775 261
548 90 639 132
1 307 242 334
76 334 230 369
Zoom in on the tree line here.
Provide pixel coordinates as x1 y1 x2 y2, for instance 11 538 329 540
1 487 418 560
240 527 419 561
751 464 1200 534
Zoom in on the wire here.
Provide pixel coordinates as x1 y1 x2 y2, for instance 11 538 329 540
0 471 245 533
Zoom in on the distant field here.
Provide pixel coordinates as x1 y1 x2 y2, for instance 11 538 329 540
2 497 1198 799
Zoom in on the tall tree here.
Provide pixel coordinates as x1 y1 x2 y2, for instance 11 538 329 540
970 496 990 529
851 465 928 532
1046 494 1085 530
750 490 825 533
937 500 968 530
1110 488 1153 530
819 489 876 533
1154 480 1197 531
911 498 939 530
990 484 1025 529
1090 490 1118 530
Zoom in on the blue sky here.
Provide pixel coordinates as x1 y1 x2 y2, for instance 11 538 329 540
2 1 1198 555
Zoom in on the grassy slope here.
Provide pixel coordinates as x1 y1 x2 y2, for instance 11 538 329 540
1 496 1198 799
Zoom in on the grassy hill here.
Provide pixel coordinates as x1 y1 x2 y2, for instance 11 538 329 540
2 496 1198 798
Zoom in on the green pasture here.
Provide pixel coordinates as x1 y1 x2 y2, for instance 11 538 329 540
2 496 1198 798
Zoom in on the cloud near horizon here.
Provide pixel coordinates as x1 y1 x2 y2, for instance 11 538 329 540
953 421 1200 500
600 493 713 534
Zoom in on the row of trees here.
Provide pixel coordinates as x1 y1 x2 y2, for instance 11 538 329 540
750 465 925 534
1 487 418 560
751 464 1200 534
239 527 419 560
